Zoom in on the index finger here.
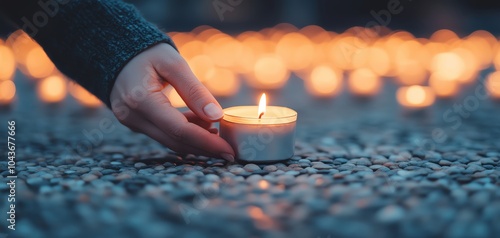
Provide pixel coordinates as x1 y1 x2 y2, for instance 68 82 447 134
138 91 235 160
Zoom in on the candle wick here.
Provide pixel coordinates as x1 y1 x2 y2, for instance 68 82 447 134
259 112 264 119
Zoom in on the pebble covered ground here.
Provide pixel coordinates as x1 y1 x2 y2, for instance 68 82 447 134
1 78 500 238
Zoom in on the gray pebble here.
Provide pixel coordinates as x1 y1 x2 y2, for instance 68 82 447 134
428 171 447 180
263 165 277 172
26 177 44 187
304 167 318 174
439 160 452 166
229 167 246 175
134 162 147 169
479 158 494 165
81 173 98 182
243 164 261 172
312 162 332 169
376 205 405 223
424 162 441 170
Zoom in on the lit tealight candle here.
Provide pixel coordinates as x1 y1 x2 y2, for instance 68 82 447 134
220 93 297 163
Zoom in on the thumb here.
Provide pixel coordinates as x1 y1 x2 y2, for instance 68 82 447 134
154 45 224 122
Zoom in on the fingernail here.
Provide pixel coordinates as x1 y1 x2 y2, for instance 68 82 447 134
203 103 223 120
220 153 234 162
208 128 219 134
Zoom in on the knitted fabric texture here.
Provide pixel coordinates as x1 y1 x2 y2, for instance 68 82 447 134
0 0 176 107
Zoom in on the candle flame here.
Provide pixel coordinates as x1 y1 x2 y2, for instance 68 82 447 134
258 93 266 118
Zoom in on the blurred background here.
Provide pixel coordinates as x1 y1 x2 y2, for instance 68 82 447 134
1 0 500 119
129 0 500 35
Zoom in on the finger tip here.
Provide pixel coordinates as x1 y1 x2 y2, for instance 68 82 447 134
203 103 224 121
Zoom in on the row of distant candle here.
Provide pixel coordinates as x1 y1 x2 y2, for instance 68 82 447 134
2 25 500 109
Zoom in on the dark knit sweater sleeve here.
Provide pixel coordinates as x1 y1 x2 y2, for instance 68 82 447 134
0 0 176 107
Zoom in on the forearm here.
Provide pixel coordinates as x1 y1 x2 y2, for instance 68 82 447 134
0 0 175 107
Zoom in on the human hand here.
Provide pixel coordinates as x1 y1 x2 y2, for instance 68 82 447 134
110 43 235 162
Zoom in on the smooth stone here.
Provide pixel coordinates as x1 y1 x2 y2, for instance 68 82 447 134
428 171 447 180
285 170 300 176
371 156 389 165
154 165 165 170
352 158 372 166
312 162 332 169
101 169 117 175
397 170 415 177
133 162 146 169
116 173 132 180
26 177 44 186
263 165 277 172
81 174 98 182
465 165 485 174
425 152 442 163
298 159 311 163
334 158 348 164
439 160 452 166
398 162 409 169
376 205 405 223
229 167 246 175
243 164 261 172
390 155 409 162
304 167 318 174
75 158 95 166
446 166 465 174
425 162 441 170
479 158 494 165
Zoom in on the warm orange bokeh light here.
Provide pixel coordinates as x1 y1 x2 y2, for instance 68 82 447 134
397 85 435 108
0 45 16 80
486 71 500 99
26 47 55 79
248 55 290 89
395 60 427 85
348 68 382 97
187 54 214 82
163 86 186 108
276 32 315 71
247 206 274 230
69 82 102 108
6 30 38 66
460 35 493 70
206 35 241 69
430 29 458 43
430 52 466 81
366 47 391 76
204 68 240 97
258 180 269 189
451 48 479 84
429 73 460 98
492 48 500 71
0 80 16 105
178 40 206 61
305 65 343 97
37 75 67 103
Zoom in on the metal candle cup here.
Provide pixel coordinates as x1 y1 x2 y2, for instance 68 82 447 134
220 106 297 163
